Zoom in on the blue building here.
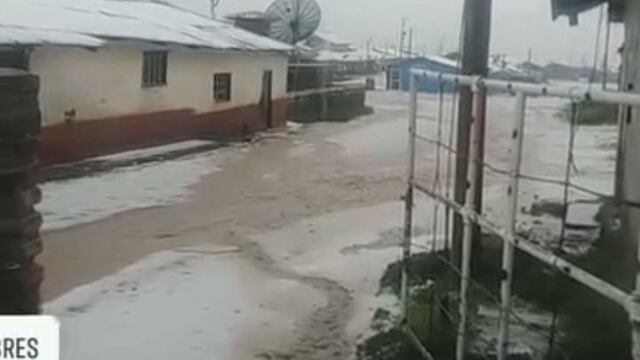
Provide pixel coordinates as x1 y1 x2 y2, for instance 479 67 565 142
386 56 459 93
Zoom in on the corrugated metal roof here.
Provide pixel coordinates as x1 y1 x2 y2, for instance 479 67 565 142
225 11 276 21
551 0 625 25
0 28 104 47
551 0 604 24
0 0 292 51
312 31 351 47
396 56 460 70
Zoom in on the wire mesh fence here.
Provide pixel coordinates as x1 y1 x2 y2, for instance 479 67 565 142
399 71 640 360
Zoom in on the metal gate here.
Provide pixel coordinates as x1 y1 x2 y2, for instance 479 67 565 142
401 70 640 360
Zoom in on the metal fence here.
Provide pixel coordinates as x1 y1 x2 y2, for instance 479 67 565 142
400 70 640 360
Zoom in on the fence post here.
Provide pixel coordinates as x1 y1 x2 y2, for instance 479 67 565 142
456 82 481 360
402 74 418 323
497 91 527 360
632 234 640 360
321 65 329 120
0 70 43 314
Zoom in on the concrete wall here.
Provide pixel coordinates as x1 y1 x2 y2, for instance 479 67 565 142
29 44 288 126
620 0 640 248
27 44 289 164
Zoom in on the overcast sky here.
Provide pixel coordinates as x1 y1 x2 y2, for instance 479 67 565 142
173 0 624 66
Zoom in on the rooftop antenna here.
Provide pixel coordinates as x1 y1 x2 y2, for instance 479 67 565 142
210 0 221 19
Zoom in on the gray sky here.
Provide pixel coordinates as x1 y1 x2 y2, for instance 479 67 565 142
173 0 624 66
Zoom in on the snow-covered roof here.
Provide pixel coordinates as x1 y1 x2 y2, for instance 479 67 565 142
0 0 292 52
425 55 459 69
315 47 398 62
316 49 367 62
225 11 275 21
312 31 351 47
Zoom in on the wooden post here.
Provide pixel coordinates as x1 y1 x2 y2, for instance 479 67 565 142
0 70 43 314
451 0 493 269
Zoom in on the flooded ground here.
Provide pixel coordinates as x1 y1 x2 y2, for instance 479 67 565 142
40 88 617 359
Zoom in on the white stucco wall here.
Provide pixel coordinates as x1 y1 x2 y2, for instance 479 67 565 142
29 44 288 126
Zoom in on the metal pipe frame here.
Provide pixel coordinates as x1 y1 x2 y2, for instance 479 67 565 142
401 73 418 324
404 71 640 360
455 83 482 360
412 180 630 309
497 92 527 360
405 72 636 309
402 71 439 360
411 70 640 107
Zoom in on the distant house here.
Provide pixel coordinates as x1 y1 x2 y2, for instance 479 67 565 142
386 56 459 92
302 32 378 75
0 0 291 165
306 32 355 53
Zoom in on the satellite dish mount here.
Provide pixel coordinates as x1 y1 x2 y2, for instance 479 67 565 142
210 0 221 19
265 0 322 45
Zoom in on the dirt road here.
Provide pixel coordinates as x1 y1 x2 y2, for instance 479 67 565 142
41 90 420 359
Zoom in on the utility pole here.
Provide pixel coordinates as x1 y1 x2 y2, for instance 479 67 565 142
527 48 533 77
602 6 611 90
451 0 493 271
408 28 414 58
398 17 407 58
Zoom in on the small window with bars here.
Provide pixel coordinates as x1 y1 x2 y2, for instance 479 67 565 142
213 73 232 102
142 51 168 88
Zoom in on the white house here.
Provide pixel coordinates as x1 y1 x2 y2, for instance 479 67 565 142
0 0 291 164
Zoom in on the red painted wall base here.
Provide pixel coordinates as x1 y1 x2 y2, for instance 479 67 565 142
39 99 288 166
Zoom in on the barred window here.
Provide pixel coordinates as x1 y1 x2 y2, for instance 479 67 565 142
213 73 232 102
142 51 168 88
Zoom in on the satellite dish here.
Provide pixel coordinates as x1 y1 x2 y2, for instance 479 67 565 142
265 0 321 44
